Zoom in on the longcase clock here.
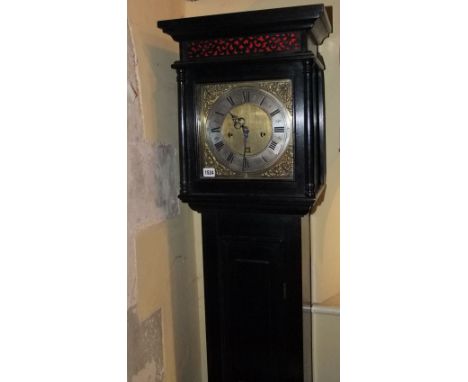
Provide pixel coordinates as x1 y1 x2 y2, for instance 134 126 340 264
158 5 332 381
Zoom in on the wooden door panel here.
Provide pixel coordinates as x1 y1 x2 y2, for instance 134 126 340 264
202 212 303 382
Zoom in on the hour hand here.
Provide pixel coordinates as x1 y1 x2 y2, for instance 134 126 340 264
229 113 242 129
229 112 239 123
230 113 246 130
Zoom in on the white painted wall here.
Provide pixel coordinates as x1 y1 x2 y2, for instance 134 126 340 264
313 311 340 382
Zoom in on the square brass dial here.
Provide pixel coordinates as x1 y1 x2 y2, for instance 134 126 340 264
196 79 294 180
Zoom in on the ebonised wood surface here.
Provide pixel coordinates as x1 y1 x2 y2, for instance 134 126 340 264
158 4 332 44
202 212 303 382
158 4 330 215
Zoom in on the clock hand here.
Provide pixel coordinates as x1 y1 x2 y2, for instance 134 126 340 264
229 112 245 130
229 112 250 170
242 125 249 139
242 125 249 171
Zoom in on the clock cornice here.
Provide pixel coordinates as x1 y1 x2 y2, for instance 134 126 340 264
157 4 332 45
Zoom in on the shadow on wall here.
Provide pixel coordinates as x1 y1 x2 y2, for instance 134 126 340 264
167 205 203 382
145 44 204 381
147 45 181 146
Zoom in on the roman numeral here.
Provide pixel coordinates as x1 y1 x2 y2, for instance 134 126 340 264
274 126 285 133
260 96 266 106
270 109 280 117
242 91 250 103
214 141 224 151
211 126 221 133
226 152 234 163
226 96 235 106
269 141 278 151
242 157 249 170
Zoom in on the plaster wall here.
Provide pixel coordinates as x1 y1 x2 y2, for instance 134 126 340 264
128 0 202 381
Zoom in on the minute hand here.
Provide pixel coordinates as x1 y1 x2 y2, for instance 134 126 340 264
242 125 249 170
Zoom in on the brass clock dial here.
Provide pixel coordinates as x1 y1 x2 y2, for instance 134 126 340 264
198 80 294 179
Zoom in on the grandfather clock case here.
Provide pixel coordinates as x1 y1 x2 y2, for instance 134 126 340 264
158 5 332 381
